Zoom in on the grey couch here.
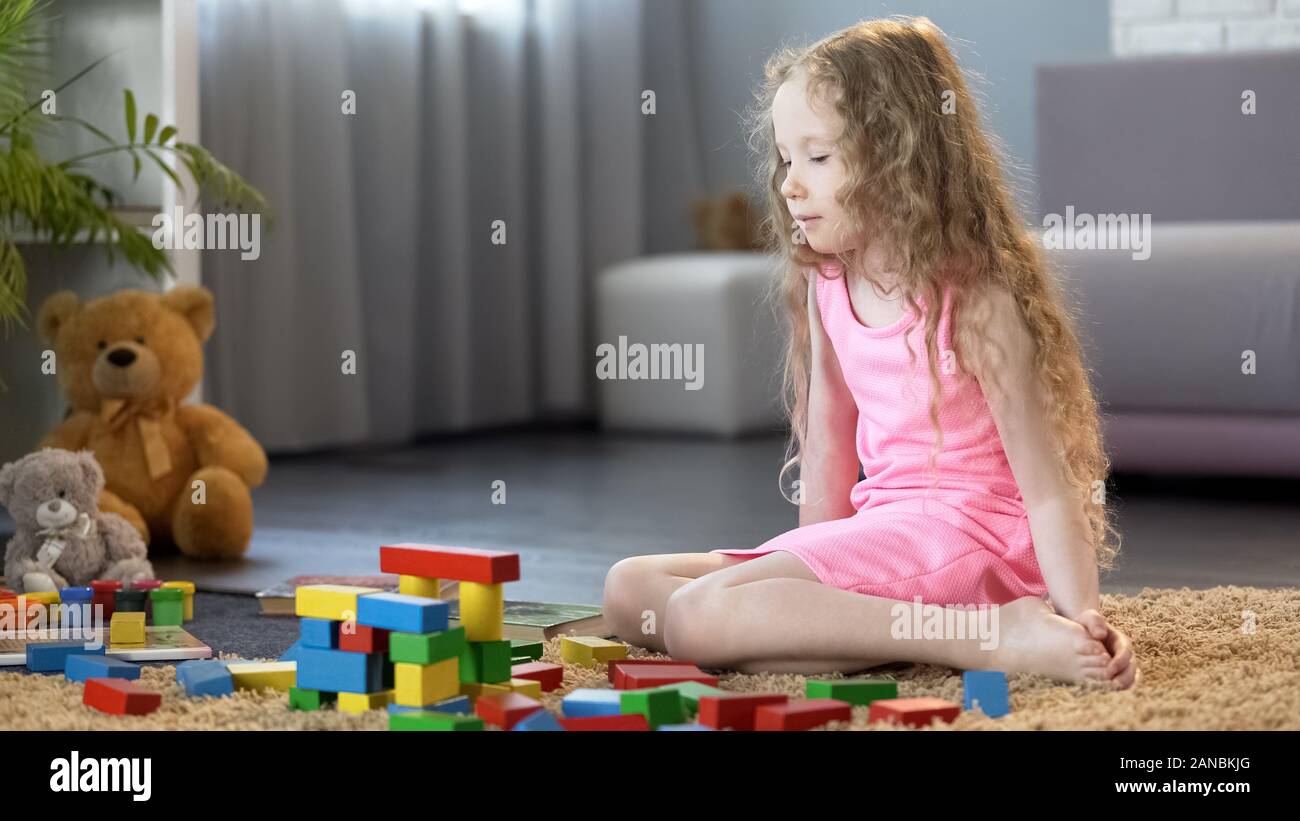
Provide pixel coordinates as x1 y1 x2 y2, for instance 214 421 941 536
1036 50 1300 477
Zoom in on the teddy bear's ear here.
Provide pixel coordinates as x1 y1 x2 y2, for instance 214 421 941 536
75 450 105 495
160 285 215 342
37 291 80 344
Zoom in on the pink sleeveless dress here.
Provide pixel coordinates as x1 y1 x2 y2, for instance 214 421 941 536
712 260 1047 607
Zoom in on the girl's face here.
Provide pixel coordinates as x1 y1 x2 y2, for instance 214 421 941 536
773 73 857 254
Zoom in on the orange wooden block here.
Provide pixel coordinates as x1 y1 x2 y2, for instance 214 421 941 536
559 713 650 731
607 657 691 686
510 661 564 691
618 664 718 690
379 543 520 584
698 694 789 730
867 697 961 728
754 698 852 731
474 691 544 730
83 678 161 716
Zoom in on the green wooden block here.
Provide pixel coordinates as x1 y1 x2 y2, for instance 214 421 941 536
389 710 484 731
621 688 686 729
650 680 726 716
459 640 513 684
390 627 466 665
805 678 897 706
289 687 336 712
511 656 534 667
152 600 184 627
509 640 544 661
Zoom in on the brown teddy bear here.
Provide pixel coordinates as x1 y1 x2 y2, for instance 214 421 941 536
37 286 267 560
1 448 153 593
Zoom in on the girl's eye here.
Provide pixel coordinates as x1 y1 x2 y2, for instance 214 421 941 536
811 155 829 164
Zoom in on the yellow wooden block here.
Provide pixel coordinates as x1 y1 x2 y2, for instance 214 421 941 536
109 611 146 645
226 661 297 692
294 584 382 621
460 681 511 701
508 677 542 699
338 690 393 714
399 575 441 598
459 582 504 642
560 636 628 667
162 581 196 620
25 591 60 605
394 658 459 707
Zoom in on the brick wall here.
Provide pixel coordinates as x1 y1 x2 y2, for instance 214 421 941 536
1112 0 1300 54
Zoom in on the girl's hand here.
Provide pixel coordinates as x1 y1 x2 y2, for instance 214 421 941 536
1074 609 1140 690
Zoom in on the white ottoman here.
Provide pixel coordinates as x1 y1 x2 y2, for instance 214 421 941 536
594 252 783 436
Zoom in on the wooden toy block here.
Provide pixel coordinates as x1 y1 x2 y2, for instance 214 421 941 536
558 714 650 731
561 688 624 717
91 580 123 620
26 640 105 673
114 589 146 614
657 723 717 731
149 588 184 627
390 710 484 731
618 664 718 690
698 694 790 731
161 581 196 621
279 640 304 663
65 655 140 683
805 678 898 706
646 680 726 716
0 596 41 629
295 646 385 693
507 678 542 699
294 584 383 621
26 590 60 624
620 688 686 729
289 687 337 711
356 592 449 633
390 627 466 664
509 661 563 691
339 624 390 654
459 682 511 704
338 690 393 714
227 661 297 692
962 671 1010 718
60 586 93 605
609 657 693 687
510 640 544 661
512 709 565 731
388 694 472 715
867 697 961 728
394 658 460 707
109 611 146 646
459 640 513 684
176 660 234 698
474 691 544 730
459 581 504 641
84 678 161 715
560 636 628 668
300 617 340 649
399 575 441 598
379 543 520 584
754 698 852 731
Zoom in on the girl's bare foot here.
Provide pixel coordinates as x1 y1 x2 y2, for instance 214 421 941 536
984 596 1113 685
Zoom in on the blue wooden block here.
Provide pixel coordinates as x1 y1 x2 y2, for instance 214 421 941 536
59 586 94 604
65 654 140 683
561 688 623 718
355 593 448 634
963 670 1010 718
299 618 339 649
513 709 565 731
295 646 384 694
26 641 105 673
177 660 236 698
657 723 717 731
278 640 304 663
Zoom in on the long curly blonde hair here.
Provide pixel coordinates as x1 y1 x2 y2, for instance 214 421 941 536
747 16 1119 570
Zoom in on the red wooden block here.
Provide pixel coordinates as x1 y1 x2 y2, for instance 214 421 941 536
607 657 690 686
83 678 161 716
338 624 390 654
474 691 543 730
754 698 852 731
510 661 564 691
698 694 789 730
379 543 520 584
558 714 650 731
618 664 719 690
867 697 961 728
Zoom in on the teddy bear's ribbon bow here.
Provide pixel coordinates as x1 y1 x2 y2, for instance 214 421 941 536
99 397 176 480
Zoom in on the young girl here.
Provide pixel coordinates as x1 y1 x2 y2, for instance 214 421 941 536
603 17 1137 689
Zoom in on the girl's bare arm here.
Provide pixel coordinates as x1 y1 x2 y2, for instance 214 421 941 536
799 272 861 528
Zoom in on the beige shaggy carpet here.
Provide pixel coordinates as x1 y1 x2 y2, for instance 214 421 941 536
2 586 1297 730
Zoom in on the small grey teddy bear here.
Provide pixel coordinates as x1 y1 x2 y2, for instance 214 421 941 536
1 448 154 593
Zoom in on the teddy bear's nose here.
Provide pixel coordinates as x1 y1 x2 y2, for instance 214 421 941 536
107 347 137 367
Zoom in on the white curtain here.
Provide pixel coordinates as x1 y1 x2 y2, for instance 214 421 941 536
196 0 703 451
